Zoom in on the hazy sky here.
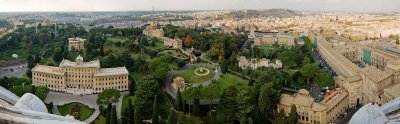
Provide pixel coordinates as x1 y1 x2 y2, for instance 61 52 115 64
0 0 399 12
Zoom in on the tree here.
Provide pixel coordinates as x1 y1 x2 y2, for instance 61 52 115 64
280 51 297 67
177 59 187 68
258 83 279 118
53 47 63 62
128 100 134 123
183 36 193 47
139 36 148 46
10 85 32 97
34 54 42 63
27 55 35 68
96 89 121 105
129 77 136 96
119 51 135 71
26 69 32 78
135 77 159 113
182 98 187 113
134 107 143 124
175 88 183 111
167 110 177 124
193 98 200 116
272 109 285 124
300 64 319 84
0 77 11 90
109 105 118 124
102 54 118 68
287 105 299 124
220 60 228 74
35 86 49 101
152 95 159 124
315 71 335 87
217 86 238 124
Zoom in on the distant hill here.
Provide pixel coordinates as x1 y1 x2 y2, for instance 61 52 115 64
226 9 301 19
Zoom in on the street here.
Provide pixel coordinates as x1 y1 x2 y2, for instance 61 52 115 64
0 63 27 78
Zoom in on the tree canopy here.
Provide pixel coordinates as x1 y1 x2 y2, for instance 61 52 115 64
96 89 121 105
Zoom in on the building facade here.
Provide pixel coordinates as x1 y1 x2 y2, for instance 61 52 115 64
68 37 86 51
254 33 295 46
278 89 327 124
32 56 128 94
278 89 349 124
237 56 282 70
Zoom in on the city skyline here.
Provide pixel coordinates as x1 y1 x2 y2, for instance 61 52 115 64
0 0 399 12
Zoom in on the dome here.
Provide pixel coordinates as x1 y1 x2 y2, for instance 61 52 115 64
14 93 48 113
349 103 388 124
76 55 83 62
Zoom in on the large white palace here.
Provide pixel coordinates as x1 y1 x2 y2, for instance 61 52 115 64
32 56 129 94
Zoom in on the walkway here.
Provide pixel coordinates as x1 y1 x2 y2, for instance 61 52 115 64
84 109 100 124
117 91 129 124
52 105 61 115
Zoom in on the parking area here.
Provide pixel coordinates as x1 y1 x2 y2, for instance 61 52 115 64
314 49 338 76
0 63 27 78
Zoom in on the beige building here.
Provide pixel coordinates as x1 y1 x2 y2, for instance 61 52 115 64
237 56 282 70
311 31 400 106
68 37 86 51
278 89 349 124
143 21 165 38
143 21 182 49
159 37 183 49
32 56 129 95
254 33 295 46
172 77 186 91
278 89 326 124
319 89 349 123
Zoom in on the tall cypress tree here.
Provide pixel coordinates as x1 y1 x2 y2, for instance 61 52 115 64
288 105 299 124
182 98 187 113
110 105 117 124
175 88 183 111
134 107 142 124
167 110 177 124
193 98 200 116
129 77 136 95
152 95 159 124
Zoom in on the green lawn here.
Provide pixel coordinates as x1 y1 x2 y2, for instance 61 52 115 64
93 115 106 124
121 96 136 113
213 74 248 89
176 66 216 83
58 102 95 121
256 46 275 51
146 41 164 51
107 37 129 43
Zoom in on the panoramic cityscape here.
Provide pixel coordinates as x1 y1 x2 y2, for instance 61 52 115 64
0 0 400 124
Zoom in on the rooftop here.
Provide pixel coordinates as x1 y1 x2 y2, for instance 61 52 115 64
384 84 400 99
360 66 393 83
59 59 100 68
32 65 64 75
68 37 86 42
293 94 315 107
94 67 129 77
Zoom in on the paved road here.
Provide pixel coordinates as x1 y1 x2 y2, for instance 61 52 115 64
45 91 99 109
0 63 27 78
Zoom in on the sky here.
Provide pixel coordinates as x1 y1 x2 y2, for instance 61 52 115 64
0 0 399 12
